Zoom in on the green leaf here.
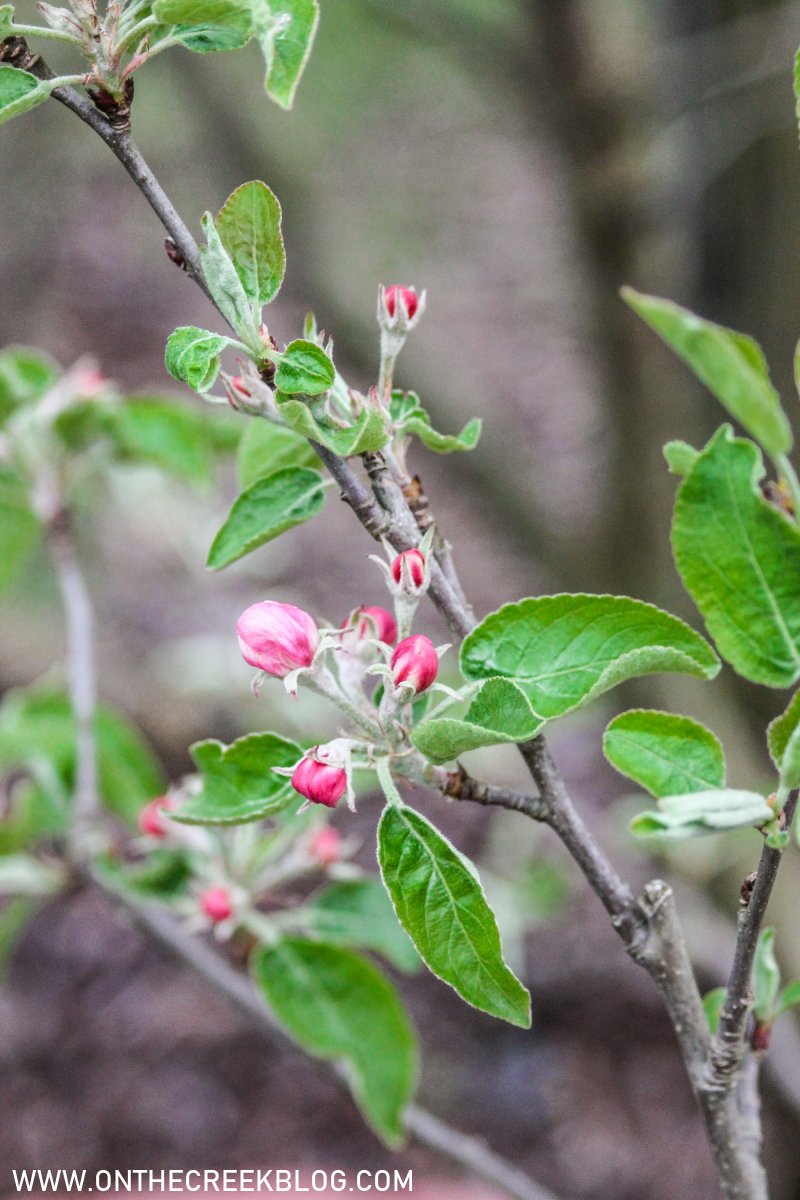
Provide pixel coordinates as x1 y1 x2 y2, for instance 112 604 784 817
276 392 389 455
97 848 192 899
461 594 719 721
165 327 230 393
153 0 251 25
663 439 699 477
0 469 41 594
412 678 542 764
0 346 58 424
753 928 781 1023
603 709 725 798
0 66 54 127
673 426 800 687
377 803 531 1028
110 396 219 482
299 879 420 973
0 691 164 824
236 417 318 487
172 21 251 50
778 979 800 1014
703 987 726 1032
405 414 482 454
200 213 260 343
630 788 773 840
174 732 301 824
623 288 792 456
207 466 324 568
0 6 14 35
769 690 800 773
215 181 285 307
251 937 417 1144
251 0 319 109
275 340 334 395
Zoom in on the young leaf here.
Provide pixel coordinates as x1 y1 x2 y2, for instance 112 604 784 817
110 396 220 482
460 594 719 721
404 414 482 454
276 393 389 455
251 937 417 1145
603 709 725 798
630 789 773 840
215 181 285 307
769 690 800 772
0 67 56 127
153 0 251 21
207 466 325 568
412 678 543 764
622 288 792 457
236 417 318 487
250 0 319 109
0 346 58 423
165 327 230 392
0 470 40 594
778 979 800 1014
200 214 260 343
298 879 420 973
377 803 531 1028
174 732 301 824
753 928 781 1023
171 21 251 51
703 987 726 1032
274 340 334 395
663 440 699 477
673 426 800 688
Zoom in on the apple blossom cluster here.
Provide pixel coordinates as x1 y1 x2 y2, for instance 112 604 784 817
235 534 451 816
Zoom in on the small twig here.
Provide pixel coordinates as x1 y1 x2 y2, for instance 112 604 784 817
47 513 98 861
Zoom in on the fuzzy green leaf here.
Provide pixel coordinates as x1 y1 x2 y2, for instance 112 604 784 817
768 690 800 779
276 392 389 455
153 0 250 25
412 678 542 764
0 66 54 127
274 340 334 395
200 213 260 343
604 709 725 798
207 466 324 568
236 418 318 486
165 327 229 393
703 987 727 1032
623 288 792 456
251 0 319 109
663 439 699 477
215 181 285 307
404 414 482 454
631 788 773 840
461 594 719 721
754 928 781 1023
0 346 58 424
0 470 40 594
251 937 417 1145
673 426 800 687
175 732 301 824
110 396 221 482
299 879 420 973
377 803 531 1028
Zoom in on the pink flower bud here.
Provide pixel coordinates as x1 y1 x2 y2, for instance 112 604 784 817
308 826 342 867
344 605 397 645
200 886 233 924
237 602 319 677
391 634 439 694
291 757 348 809
391 549 426 590
230 375 251 397
384 286 419 320
138 795 174 839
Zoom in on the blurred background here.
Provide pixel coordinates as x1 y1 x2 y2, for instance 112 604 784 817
5 0 800 1196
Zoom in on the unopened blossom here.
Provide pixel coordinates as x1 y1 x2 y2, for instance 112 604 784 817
200 886 234 924
384 286 419 320
291 756 348 809
237 601 319 677
308 826 343 867
391 549 426 591
391 634 439 694
342 605 397 646
138 795 175 839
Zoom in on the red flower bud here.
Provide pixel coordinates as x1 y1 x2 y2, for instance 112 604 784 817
391 634 439 694
291 757 348 809
230 375 251 397
138 795 174 839
344 605 397 645
385 286 419 320
391 549 426 590
200 886 234 924
308 825 342 867
237 601 319 677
